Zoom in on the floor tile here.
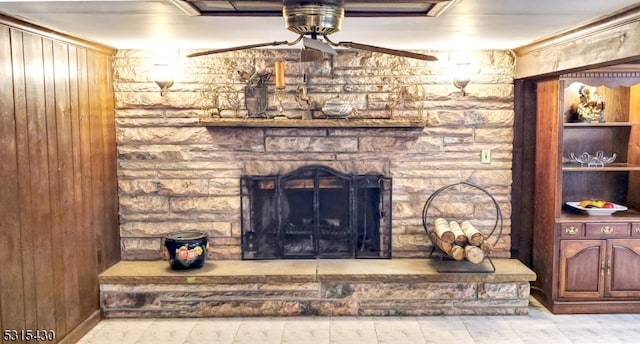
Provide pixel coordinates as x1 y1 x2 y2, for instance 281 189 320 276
373 317 426 344
78 297 640 344
232 318 286 344
281 318 331 344
329 317 377 344
183 319 243 344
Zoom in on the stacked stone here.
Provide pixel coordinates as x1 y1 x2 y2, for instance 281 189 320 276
113 49 515 260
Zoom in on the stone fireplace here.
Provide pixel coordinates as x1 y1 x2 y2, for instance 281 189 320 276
114 48 516 261
101 48 535 318
240 165 392 259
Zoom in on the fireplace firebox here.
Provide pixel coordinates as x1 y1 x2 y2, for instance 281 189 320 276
240 165 392 259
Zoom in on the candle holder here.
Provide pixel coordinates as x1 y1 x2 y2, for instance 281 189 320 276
275 87 285 115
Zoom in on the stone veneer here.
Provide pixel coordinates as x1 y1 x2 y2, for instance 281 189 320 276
100 259 536 317
114 49 515 260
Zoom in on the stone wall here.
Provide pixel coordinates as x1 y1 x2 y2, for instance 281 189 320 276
114 49 515 260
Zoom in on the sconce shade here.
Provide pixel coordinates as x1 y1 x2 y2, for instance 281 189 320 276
153 63 174 96
453 62 471 96
275 61 285 88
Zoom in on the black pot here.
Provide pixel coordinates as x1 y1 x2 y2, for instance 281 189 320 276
163 231 208 270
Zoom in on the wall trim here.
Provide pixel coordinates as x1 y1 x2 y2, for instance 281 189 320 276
513 4 640 78
0 13 116 55
57 310 102 344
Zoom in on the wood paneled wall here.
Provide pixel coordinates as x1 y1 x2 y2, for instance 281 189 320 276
0 15 118 343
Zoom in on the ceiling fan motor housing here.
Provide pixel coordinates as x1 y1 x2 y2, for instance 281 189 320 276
283 0 344 36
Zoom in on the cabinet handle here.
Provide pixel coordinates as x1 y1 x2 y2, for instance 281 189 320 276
601 226 613 235
565 226 578 235
635 227 640 234
601 260 605 276
607 260 611 275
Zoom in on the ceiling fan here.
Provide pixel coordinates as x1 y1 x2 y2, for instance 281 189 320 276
187 0 438 62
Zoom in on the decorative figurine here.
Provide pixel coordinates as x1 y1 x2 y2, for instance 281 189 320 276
573 85 605 123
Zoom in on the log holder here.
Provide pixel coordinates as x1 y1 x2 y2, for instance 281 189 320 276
421 182 502 273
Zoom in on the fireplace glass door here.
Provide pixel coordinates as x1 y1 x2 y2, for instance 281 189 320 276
240 165 391 259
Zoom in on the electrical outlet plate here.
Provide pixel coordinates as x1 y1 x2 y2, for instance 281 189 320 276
481 149 491 163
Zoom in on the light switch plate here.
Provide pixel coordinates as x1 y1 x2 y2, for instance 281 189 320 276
481 149 491 163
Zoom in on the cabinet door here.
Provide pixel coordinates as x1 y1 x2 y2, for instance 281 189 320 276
607 239 640 297
559 240 605 298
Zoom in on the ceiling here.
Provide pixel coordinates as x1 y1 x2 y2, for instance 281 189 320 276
0 0 639 52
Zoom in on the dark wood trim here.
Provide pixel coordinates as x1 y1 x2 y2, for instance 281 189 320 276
57 311 102 344
511 79 537 265
197 118 426 128
0 13 116 55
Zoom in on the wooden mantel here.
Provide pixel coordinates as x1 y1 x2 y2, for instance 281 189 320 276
197 118 427 128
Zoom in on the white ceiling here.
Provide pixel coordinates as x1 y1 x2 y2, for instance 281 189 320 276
0 0 639 51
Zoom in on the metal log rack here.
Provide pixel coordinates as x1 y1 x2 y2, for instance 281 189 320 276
421 182 502 273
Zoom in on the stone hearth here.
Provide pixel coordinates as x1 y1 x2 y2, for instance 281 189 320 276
99 258 535 317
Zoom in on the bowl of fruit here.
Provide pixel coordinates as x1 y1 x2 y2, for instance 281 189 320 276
566 200 628 216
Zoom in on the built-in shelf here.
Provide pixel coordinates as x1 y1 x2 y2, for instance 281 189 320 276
564 122 640 127
197 118 426 128
563 163 640 171
559 208 640 222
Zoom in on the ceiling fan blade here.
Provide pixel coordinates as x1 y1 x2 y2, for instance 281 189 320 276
187 41 290 58
337 41 438 61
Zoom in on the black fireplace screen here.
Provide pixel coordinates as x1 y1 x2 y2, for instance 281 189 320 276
240 165 392 259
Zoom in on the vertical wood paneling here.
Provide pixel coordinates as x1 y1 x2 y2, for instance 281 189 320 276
0 25 25 332
1 16 116 342
76 47 100 316
42 37 68 337
22 31 57 332
53 40 82 330
100 52 120 268
68 45 93 320
10 27 39 330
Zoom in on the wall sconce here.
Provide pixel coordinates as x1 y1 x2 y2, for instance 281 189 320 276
153 63 174 96
453 62 471 96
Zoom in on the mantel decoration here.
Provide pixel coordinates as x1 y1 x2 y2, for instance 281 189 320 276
320 95 353 118
572 85 605 123
242 67 272 118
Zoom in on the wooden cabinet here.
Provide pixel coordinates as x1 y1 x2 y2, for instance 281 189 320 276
559 236 640 299
558 239 604 298
532 68 640 313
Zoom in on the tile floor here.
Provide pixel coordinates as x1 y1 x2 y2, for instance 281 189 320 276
78 297 640 344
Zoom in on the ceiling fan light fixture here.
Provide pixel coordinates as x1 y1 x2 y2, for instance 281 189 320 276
302 37 336 55
300 47 325 62
283 0 344 36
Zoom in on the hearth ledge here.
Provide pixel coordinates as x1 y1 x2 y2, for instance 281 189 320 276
99 259 536 317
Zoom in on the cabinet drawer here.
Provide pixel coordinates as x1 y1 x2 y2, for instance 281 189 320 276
633 223 640 237
585 223 630 238
560 223 584 238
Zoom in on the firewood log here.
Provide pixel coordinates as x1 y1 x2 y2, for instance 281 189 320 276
460 220 484 246
450 245 465 261
428 230 452 253
480 240 494 254
433 218 455 244
464 245 485 264
448 221 468 246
